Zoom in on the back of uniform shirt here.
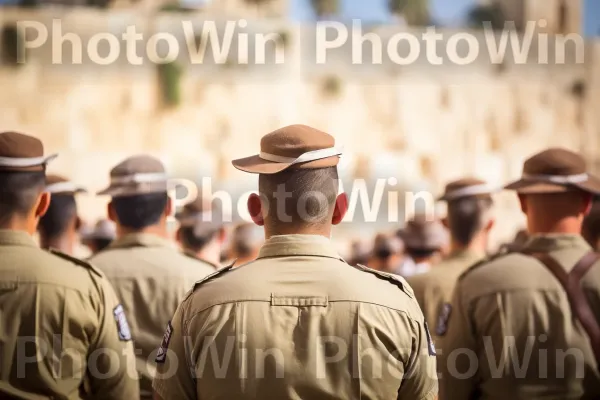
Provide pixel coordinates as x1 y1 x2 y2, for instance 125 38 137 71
155 254 438 400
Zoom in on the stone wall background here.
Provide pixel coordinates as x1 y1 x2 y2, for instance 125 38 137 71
1 9 599 249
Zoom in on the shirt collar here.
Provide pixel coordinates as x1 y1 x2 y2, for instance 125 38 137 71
521 234 591 253
447 249 484 262
108 233 176 250
0 230 38 248
258 234 343 261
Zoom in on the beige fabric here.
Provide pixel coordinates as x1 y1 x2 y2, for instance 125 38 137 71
0 230 139 399
90 233 214 399
439 234 600 399
153 234 438 400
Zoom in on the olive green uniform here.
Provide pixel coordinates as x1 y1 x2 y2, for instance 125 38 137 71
439 234 600 399
153 234 438 400
0 230 139 399
90 233 214 398
407 249 483 342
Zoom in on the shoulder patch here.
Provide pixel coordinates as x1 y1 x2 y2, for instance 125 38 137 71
113 304 132 341
155 321 173 364
435 303 452 336
355 264 414 298
183 261 236 301
49 249 103 277
424 322 436 356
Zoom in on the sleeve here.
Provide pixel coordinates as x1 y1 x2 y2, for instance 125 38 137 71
438 281 478 400
87 276 140 400
152 301 196 400
397 317 438 400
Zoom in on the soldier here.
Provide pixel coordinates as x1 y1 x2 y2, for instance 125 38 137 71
153 125 437 399
397 215 447 277
37 174 86 255
407 178 496 342
90 155 214 399
0 131 139 399
367 232 405 273
582 199 600 250
229 222 264 266
439 148 600 399
81 219 117 254
175 196 225 270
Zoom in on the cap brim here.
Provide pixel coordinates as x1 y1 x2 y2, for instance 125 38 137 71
97 181 174 197
504 174 600 195
232 154 340 175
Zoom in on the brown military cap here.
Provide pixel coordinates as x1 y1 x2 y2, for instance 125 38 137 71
97 155 170 197
45 174 87 195
505 148 600 195
232 124 342 174
399 215 448 251
438 177 498 202
372 233 404 256
176 196 224 236
0 131 57 171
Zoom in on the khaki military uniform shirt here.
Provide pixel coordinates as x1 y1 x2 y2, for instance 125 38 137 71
407 250 483 343
153 234 438 400
0 230 139 399
89 233 214 398
439 234 600 400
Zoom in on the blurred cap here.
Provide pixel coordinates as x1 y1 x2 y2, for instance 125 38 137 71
0 131 57 171
45 174 87 195
176 196 224 237
399 215 447 251
372 233 404 257
232 125 342 175
438 177 498 202
97 155 171 197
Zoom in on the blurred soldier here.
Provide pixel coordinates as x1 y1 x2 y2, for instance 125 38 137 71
398 215 447 277
367 232 405 273
229 222 264 266
347 238 371 266
37 174 86 255
440 148 600 399
90 155 214 399
0 131 138 399
582 199 600 250
81 219 117 254
175 196 225 270
407 178 495 342
153 125 437 400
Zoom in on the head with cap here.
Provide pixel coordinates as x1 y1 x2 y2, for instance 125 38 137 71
398 215 447 264
368 233 405 273
175 196 226 264
582 198 600 250
232 125 347 238
81 219 117 254
37 174 87 254
439 177 495 254
504 148 600 235
99 155 172 237
0 131 57 233
229 222 264 266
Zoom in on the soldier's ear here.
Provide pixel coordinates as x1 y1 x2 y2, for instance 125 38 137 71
485 217 495 232
441 217 449 229
107 202 117 223
332 193 348 225
35 192 51 218
518 194 528 214
164 196 173 217
582 193 593 216
247 193 264 226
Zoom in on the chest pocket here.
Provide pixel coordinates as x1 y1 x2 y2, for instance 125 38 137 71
0 281 17 295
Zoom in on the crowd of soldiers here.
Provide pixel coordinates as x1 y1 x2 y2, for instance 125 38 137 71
1 125 600 399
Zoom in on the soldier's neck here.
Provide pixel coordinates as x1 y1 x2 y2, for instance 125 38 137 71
450 236 487 255
527 217 582 235
40 235 74 255
117 224 169 239
1 216 37 235
264 224 331 239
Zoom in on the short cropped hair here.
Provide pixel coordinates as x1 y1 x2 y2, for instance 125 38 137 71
178 225 221 253
89 238 113 253
0 171 46 226
111 192 168 230
258 167 339 228
447 196 494 246
38 194 77 238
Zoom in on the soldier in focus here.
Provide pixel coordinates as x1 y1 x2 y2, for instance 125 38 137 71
81 219 117 255
397 216 447 277
439 148 600 399
175 196 226 270
407 178 496 342
0 131 139 399
229 222 264 266
153 125 438 400
90 155 214 399
37 174 86 255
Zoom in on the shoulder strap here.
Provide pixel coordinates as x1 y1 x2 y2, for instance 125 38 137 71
525 251 600 364
354 264 414 299
49 248 103 278
183 261 236 301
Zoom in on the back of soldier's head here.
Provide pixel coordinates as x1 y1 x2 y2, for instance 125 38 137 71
447 196 494 246
38 194 78 239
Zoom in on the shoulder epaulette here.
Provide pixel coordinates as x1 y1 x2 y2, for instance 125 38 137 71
183 261 236 301
354 264 414 298
49 248 103 278
458 248 513 281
